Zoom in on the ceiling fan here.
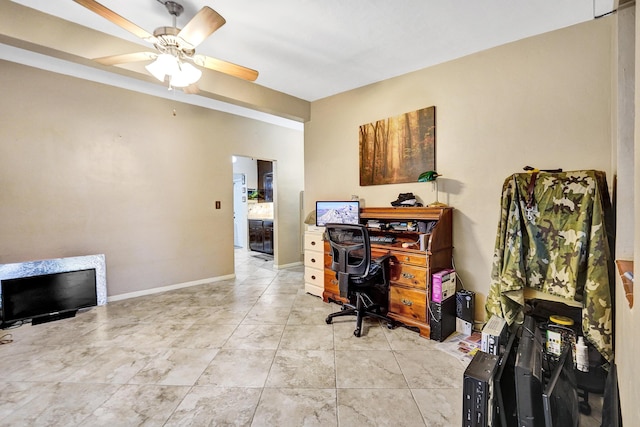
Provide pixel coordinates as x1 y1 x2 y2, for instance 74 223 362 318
73 0 258 89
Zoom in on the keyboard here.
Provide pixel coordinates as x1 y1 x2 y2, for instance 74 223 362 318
370 236 396 243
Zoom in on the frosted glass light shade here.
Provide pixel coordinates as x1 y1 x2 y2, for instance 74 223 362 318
169 62 202 87
145 54 180 82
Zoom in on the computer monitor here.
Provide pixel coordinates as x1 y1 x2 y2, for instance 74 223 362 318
315 200 360 227
542 345 579 427
495 329 519 427
514 315 545 427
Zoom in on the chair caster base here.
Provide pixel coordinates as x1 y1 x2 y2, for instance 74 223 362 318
354 328 361 337
325 317 332 324
579 401 591 416
386 321 396 329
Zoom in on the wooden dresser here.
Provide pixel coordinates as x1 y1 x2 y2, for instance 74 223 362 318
322 206 453 338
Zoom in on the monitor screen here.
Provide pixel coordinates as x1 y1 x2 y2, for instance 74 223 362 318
542 345 579 427
315 200 360 227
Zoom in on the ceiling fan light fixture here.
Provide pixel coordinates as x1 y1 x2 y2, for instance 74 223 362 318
145 53 180 81
144 53 202 87
169 62 202 87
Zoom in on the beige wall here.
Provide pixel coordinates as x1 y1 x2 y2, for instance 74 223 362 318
0 60 304 297
617 1 640 423
305 18 613 321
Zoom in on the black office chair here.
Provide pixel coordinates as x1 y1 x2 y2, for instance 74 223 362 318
324 223 391 337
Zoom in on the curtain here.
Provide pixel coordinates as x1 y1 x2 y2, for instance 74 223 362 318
486 170 614 361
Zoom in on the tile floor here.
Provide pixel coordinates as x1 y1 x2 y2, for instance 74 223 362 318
0 249 602 426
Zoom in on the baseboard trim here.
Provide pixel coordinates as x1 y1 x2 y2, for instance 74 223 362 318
275 261 303 269
107 274 236 302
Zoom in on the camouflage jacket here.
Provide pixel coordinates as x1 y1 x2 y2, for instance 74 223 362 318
486 170 614 361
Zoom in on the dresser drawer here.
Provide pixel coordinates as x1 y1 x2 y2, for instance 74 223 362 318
390 262 428 289
304 267 324 288
304 251 324 269
304 232 324 251
389 285 428 323
391 252 427 267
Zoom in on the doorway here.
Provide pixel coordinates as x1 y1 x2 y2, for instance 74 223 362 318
233 173 247 248
232 156 275 255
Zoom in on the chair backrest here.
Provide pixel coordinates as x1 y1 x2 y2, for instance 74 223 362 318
325 223 371 296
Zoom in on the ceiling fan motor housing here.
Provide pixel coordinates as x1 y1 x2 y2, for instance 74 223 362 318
152 27 195 57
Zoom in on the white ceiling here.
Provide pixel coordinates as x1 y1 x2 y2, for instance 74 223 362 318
11 0 615 102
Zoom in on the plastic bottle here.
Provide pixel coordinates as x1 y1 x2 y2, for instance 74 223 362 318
576 336 589 372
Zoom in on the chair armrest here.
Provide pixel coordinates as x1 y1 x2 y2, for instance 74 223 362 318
372 253 392 287
372 253 392 265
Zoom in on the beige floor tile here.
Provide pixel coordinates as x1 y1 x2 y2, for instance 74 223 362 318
223 324 285 350
197 348 275 387
336 350 408 389
266 349 336 388
279 324 335 350
165 386 262 426
129 347 218 386
81 384 189 426
252 388 337 427
395 350 464 389
0 382 119 426
337 388 425 427
412 387 462 426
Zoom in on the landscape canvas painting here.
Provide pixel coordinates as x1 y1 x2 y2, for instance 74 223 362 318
359 106 435 186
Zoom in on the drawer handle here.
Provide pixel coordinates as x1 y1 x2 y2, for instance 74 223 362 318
311 241 316 246
311 258 316 263
402 273 415 279
331 279 338 285
401 299 413 306
311 275 316 280
404 256 410 262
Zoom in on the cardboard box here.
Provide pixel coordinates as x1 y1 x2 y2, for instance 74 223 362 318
432 269 456 303
456 317 473 336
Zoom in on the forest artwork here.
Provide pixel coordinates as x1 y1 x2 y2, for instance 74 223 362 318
359 106 435 186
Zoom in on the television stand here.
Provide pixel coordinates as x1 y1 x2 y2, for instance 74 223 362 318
32 310 77 325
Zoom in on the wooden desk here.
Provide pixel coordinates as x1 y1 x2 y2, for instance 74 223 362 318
323 206 453 338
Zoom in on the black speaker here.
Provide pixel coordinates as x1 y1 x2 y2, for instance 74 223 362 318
456 290 475 323
430 295 456 341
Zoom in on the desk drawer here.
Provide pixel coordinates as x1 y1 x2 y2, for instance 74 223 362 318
391 252 427 267
390 263 427 289
304 251 324 269
389 285 427 324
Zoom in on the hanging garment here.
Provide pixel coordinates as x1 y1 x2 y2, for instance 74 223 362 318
486 170 614 361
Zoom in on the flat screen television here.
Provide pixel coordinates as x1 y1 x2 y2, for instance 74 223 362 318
514 315 545 427
1 268 97 327
315 200 360 227
542 345 579 427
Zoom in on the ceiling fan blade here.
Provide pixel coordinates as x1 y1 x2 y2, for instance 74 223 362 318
94 52 157 66
194 55 258 81
73 0 154 41
182 84 200 94
178 7 226 48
